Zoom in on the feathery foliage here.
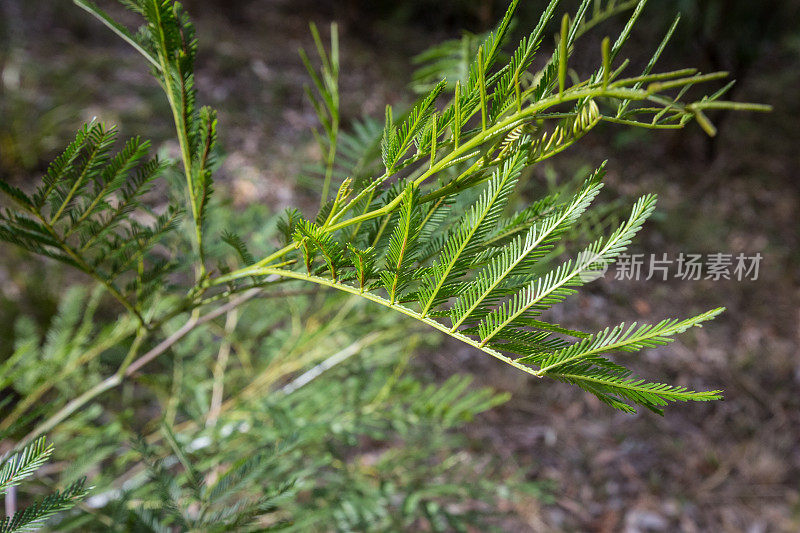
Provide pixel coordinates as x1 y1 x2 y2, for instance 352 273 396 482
0 122 178 320
199 0 770 413
0 438 53 495
0 0 772 527
0 438 88 532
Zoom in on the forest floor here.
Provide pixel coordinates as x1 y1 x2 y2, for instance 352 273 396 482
2 0 798 531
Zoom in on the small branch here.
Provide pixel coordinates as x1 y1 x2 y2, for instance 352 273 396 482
5 485 16 520
13 289 263 452
279 332 382 395
17 373 123 451
124 289 261 377
239 267 541 377
26 208 146 325
206 308 238 427
0 319 137 433
50 138 103 225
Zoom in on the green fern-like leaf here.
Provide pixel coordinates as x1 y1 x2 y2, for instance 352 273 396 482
0 438 53 495
381 81 447 174
418 150 526 316
0 479 88 533
450 167 605 330
0 438 88 533
380 184 423 303
0 122 178 315
476 194 656 345
294 220 347 281
530 308 724 371
549 364 722 415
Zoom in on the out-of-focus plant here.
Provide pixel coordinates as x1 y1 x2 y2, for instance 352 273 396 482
0 0 769 529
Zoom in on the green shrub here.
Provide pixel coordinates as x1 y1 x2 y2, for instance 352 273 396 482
0 0 768 529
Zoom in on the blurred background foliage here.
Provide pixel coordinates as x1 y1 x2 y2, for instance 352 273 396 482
1 0 799 530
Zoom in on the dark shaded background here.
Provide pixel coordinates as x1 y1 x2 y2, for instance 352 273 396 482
1 0 799 530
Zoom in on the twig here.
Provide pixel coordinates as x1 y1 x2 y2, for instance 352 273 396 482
5 485 16 519
125 288 261 377
14 288 264 452
279 332 382 395
206 308 238 427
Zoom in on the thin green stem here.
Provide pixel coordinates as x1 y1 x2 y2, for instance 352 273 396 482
151 1 206 279
478 46 487 131
600 116 682 129
558 14 569 99
370 213 392 248
50 140 103 225
73 0 161 70
115 327 149 377
320 121 339 210
235 267 541 376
